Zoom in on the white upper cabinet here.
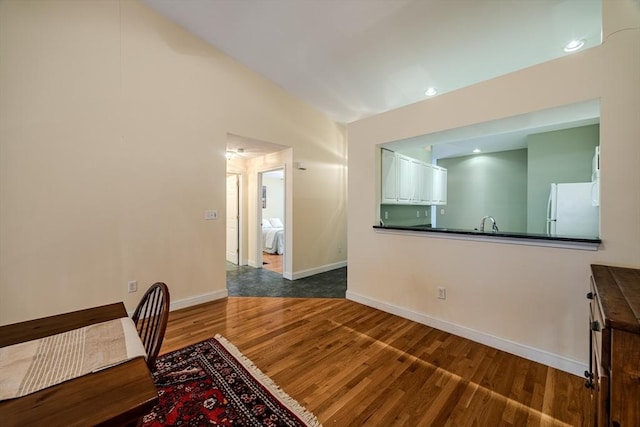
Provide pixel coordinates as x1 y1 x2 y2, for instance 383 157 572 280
397 154 413 203
381 149 446 206
421 163 433 203
381 149 398 204
409 158 424 204
432 166 447 205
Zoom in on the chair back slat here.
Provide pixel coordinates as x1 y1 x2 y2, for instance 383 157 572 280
131 282 170 371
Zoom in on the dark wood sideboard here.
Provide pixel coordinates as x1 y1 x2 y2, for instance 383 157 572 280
587 265 640 426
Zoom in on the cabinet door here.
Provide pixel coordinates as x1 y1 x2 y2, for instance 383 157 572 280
397 155 412 203
440 168 447 204
432 166 448 205
410 159 423 204
422 163 433 204
381 149 397 204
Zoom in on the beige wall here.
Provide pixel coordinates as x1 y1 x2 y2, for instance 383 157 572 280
0 0 347 324
347 0 639 374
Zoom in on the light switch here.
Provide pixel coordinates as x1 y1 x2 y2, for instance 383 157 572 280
204 210 218 220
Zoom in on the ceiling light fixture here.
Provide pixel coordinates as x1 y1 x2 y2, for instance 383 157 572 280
424 87 438 97
226 147 245 160
473 148 481 154
563 39 585 52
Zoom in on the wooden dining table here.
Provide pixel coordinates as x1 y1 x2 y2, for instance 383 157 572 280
0 302 159 426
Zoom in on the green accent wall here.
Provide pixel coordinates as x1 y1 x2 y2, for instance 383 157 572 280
437 149 528 233
380 204 432 226
526 124 599 234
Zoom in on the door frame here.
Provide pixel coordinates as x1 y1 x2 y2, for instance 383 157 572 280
256 167 286 277
225 174 239 264
226 172 246 266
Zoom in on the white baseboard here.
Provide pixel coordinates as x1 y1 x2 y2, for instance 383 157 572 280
346 290 586 377
287 261 347 280
126 289 228 316
170 289 228 312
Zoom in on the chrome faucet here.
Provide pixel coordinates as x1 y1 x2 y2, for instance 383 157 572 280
480 216 499 233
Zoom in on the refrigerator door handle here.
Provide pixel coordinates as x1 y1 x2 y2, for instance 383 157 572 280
546 190 553 235
546 219 556 236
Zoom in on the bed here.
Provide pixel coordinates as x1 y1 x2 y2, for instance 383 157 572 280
262 218 284 255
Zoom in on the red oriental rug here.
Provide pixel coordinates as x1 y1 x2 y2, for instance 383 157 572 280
142 335 322 427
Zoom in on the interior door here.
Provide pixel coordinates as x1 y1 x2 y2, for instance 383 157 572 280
226 174 239 264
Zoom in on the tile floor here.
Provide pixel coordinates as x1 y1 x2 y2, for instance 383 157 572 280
226 262 346 298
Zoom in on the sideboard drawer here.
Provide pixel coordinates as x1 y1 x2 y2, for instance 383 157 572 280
590 276 609 373
589 265 640 427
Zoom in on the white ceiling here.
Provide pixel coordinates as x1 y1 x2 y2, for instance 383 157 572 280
143 0 602 125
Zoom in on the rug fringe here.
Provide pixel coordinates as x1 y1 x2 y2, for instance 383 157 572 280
214 334 323 427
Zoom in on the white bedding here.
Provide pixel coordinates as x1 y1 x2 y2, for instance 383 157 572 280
262 227 284 254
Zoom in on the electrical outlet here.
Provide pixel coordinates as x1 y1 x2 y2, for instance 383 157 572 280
384 211 388 220
425 210 429 217
338 246 342 254
416 211 420 218
128 280 138 293
437 287 446 299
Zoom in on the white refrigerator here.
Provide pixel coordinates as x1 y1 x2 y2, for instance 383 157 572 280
547 183 599 237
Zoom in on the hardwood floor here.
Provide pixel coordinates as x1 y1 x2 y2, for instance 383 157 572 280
262 252 283 274
160 298 591 426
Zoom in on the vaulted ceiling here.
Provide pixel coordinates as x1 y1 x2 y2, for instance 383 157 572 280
143 0 602 125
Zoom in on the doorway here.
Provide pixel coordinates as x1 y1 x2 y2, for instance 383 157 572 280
259 169 285 275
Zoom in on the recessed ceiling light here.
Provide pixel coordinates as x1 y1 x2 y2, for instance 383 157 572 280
473 148 481 154
564 39 585 52
424 87 437 97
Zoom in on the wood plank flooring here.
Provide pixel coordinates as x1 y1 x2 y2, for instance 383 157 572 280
160 297 591 426
262 252 283 274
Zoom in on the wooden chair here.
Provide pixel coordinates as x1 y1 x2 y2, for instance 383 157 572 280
132 282 170 370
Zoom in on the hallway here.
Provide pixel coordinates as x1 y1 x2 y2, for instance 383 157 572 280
226 263 346 298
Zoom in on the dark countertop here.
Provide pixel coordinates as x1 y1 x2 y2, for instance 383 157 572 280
373 224 601 244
